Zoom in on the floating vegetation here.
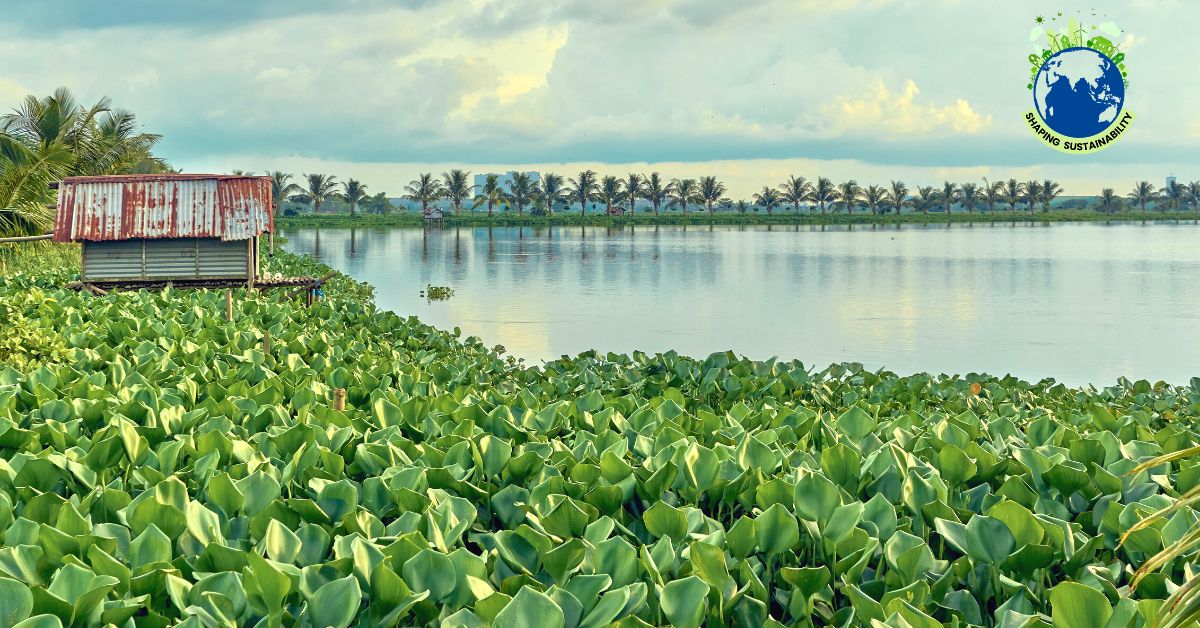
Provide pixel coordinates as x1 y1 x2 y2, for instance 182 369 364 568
0 249 1194 626
422 284 454 301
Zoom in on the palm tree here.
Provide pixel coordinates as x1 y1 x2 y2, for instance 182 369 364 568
959 182 979 214
941 181 958 214
981 179 1001 213
780 175 812 213
1128 181 1156 212
623 173 643 214
915 186 939 216
735 200 749 214
1004 179 1022 213
441 169 472 215
642 173 669 217
1159 182 1185 212
1187 181 1200 213
341 179 368 216
887 181 909 216
473 174 508 217
1039 179 1062 213
404 173 443 217
1098 188 1118 213
598 176 623 214
0 88 171 235
812 177 836 214
698 176 727 213
1022 180 1042 213
509 172 536 215
836 180 862 214
669 178 698 214
268 171 300 214
303 174 338 214
862 185 886 215
540 173 566 215
568 170 597 216
752 186 781 214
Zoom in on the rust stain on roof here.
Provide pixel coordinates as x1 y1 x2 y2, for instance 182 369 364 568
54 174 274 242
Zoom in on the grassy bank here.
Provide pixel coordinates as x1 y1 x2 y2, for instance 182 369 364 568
276 209 1200 229
0 243 1195 626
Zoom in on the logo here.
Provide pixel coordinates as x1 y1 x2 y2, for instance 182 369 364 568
1025 13 1133 153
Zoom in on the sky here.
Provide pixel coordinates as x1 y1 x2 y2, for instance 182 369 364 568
1 0 1194 198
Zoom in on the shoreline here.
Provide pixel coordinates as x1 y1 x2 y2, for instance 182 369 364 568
277 209 1200 229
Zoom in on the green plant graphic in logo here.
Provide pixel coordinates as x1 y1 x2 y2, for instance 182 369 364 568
1024 13 1134 153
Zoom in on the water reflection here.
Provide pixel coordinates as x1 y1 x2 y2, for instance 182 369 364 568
282 222 1200 385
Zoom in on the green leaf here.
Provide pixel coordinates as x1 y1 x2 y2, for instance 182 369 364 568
307 575 361 628
493 587 565 628
1050 581 1112 628
756 503 799 556
0 577 33 626
660 576 709 628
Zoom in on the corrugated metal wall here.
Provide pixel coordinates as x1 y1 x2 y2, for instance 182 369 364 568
55 175 273 243
82 238 250 281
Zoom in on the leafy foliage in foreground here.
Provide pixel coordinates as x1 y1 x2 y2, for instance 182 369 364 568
0 252 1197 627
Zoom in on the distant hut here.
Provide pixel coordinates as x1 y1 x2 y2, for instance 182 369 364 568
607 206 626 216
425 208 445 223
54 174 273 287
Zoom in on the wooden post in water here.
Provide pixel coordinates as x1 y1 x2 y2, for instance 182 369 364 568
225 289 233 321
263 329 271 354
333 388 346 411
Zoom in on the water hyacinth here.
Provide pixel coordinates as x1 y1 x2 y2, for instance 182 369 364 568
0 250 1195 627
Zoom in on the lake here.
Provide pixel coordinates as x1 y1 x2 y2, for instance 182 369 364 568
281 222 1200 385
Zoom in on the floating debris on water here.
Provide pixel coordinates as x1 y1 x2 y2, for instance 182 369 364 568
422 284 455 300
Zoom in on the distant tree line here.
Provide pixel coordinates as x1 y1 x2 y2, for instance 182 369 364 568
274 170 1200 218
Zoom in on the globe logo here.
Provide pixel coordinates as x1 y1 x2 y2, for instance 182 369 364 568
1032 47 1125 139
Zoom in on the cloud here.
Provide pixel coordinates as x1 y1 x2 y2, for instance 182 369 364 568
822 80 992 138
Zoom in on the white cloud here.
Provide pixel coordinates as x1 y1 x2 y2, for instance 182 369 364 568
822 80 992 138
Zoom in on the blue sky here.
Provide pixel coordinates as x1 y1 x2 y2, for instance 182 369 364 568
1 0 1193 197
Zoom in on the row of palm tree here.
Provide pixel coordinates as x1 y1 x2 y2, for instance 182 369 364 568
354 170 1200 217
267 172 390 216
0 87 171 236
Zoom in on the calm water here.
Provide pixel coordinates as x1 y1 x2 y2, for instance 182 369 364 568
282 222 1200 385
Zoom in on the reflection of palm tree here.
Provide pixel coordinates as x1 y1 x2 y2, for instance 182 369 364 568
698 176 727 213
780 175 812 213
473 174 508 217
341 179 368 216
303 174 338 214
405 173 443 216
509 172 536 215
887 181 908 216
441 169 472 215
669 178 698 214
752 186 781 214
568 170 597 216
642 173 668 216
1128 181 1156 212
812 177 835 214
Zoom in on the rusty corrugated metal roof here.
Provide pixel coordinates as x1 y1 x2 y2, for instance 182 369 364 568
54 174 274 242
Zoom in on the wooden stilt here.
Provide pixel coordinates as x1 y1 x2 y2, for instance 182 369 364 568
333 388 346 411
225 289 233 321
